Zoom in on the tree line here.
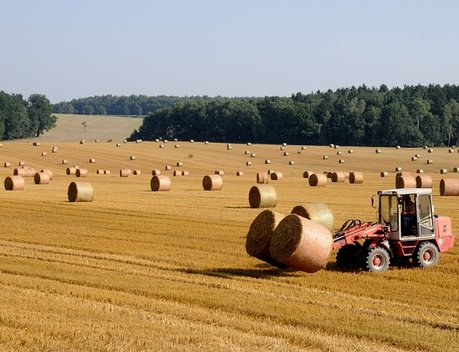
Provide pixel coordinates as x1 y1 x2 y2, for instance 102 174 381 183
131 84 459 147
0 92 56 140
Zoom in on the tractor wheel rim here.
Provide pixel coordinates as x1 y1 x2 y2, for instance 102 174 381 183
373 255 382 267
423 250 432 262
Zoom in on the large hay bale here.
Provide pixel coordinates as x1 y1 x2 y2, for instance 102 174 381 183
249 184 277 208
309 173 327 187
331 172 345 182
270 172 283 181
202 175 223 191
150 175 171 191
76 169 88 177
41 169 53 180
416 175 432 188
34 172 50 185
396 175 416 188
4 176 24 191
349 172 364 184
440 179 459 196
14 168 26 176
291 203 334 232
120 169 131 177
245 210 287 268
68 182 94 202
256 172 269 184
303 170 313 178
269 214 332 273
66 167 77 175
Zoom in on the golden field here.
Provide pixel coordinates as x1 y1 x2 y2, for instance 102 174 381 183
0 128 458 351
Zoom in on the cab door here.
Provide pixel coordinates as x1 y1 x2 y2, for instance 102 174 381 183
417 194 435 238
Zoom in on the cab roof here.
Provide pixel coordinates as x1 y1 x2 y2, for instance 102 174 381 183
378 188 432 196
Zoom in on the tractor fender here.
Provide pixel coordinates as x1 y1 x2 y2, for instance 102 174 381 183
364 239 394 258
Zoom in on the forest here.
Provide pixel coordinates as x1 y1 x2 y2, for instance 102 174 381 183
131 84 459 147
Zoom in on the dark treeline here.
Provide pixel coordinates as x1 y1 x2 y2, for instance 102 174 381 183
52 95 188 116
131 84 459 147
0 91 56 140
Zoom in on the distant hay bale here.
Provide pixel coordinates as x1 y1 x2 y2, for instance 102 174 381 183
440 168 448 174
89 158 96 163
331 172 345 182
182 171 189 176
250 153 256 158
396 175 416 189
454 167 459 173
32 142 40 146
416 175 432 188
80 140 85 144
396 145 401 149
440 179 459 196
116 143 121 147
336 151 342 155
68 182 94 202
4 176 24 191
151 169 161 176
269 214 332 273
176 161 183 167
256 172 269 184
76 168 88 177
246 161 252 166
175 144 180 148
338 159 345 164
215 170 224 176
347 149 353 154
291 203 334 232
236 171 244 176
188 154 193 158
449 148 454 153
104 170 111 175
173 138 178 142
282 142 287 147
326 172 333 178
18 161 25 166
202 175 223 191
288 161 295 165
283 152 289 156
41 152 47 156
415 154 421 158
245 210 287 268
130 156 136 160
349 172 364 184
150 175 171 191
428 148 433 153
375 148 381 154
380 171 389 177
123 139 127 143
280 146 285 151
136 139 142 143
303 170 313 178
4 162 11 168
249 184 277 208
301 146 306 150
334 145 340 149
41 169 53 180
395 166 402 172
173 170 182 176
34 172 50 185
119 169 131 177
247 142 252 146
322 155 329 160
52 147 58 153
265 159 271 164
245 150 251 155
190 139 194 143
62 160 68 165
297 151 302 154
227 144 232 150
159 144 165 148
66 167 77 175
204 141 209 144
133 170 141 175
308 173 327 187
329 144 334 148
411 156 417 161
416 169 424 174
270 172 283 180
96 169 104 174
427 160 433 164
165 165 172 171
95 139 100 143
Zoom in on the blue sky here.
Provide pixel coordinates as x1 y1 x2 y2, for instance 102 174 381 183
1 0 458 102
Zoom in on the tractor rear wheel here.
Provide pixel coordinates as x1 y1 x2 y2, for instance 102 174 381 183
336 244 362 269
414 242 439 268
365 246 390 272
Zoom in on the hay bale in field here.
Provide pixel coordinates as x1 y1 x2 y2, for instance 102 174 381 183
4 161 11 168
309 173 327 187
396 175 416 189
151 169 161 176
41 152 47 156
204 141 209 145
454 167 459 173
95 139 100 143
349 172 364 184
188 154 193 158
76 168 88 177
18 161 25 166
246 161 252 166
89 158 96 163
416 169 424 174
265 159 271 164
280 146 285 151
173 170 182 176
14 168 33 177
245 150 251 155
338 159 345 164
73 165 80 169
202 175 223 191
395 166 402 172
396 145 401 149
104 170 111 175
440 168 448 174
41 169 53 180
396 171 411 178
334 145 340 149
416 175 432 188
411 156 418 161
79 140 85 144
62 160 68 165
4 176 24 191
165 165 172 171
52 147 58 153
96 169 104 174
291 203 334 232
247 142 252 146
66 167 77 175
347 149 353 154
34 172 50 185
150 175 171 191
182 171 189 176
331 172 345 182
449 148 454 153
415 154 421 158
270 172 283 180
245 210 287 268
119 169 131 177
236 171 244 176
249 184 277 208
256 172 269 184
68 182 94 202
375 148 381 154
380 171 389 177
159 144 165 148
427 160 433 164
123 139 128 143
175 144 180 148
282 142 287 147
322 155 329 160
215 170 224 176
283 151 289 156
301 146 306 150
32 142 40 146
227 143 232 150
133 170 141 175
130 156 136 160
303 170 313 178
329 144 334 148
269 214 332 273
428 148 433 153
136 139 142 143
176 161 183 167
250 153 256 158
116 143 121 147
440 179 459 196
288 161 295 165
336 151 342 155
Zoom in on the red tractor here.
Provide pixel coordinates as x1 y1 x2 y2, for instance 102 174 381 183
333 188 455 272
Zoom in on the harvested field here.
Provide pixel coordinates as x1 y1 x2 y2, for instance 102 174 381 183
0 135 458 351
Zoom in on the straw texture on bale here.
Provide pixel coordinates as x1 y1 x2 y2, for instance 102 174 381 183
236 171 244 176
202 175 223 191
76 168 88 177
440 169 448 174
349 172 364 184
326 172 333 178
249 184 277 208
440 178 459 196
331 172 345 182
34 172 50 185
309 173 327 187
14 168 35 177
119 169 131 177
416 175 432 188
291 203 334 232
245 210 287 268
396 175 416 189
66 167 77 175
380 171 389 177
256 172 269 184
214 170 224 176
151 169 161 176
303 170 313 178
270 172 283 180
396 171 411 178
150 175 171 191
269 214 332 273
133 170 141 175
4 176 24 191
41 169 53 179
68 182 94 202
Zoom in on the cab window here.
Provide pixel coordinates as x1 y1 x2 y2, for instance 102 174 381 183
418 194 433 228
379 195 398 232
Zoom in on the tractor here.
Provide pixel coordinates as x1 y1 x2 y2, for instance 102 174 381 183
332 188 455 272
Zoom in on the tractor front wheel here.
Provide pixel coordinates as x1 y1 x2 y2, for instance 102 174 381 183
365 246 390 273
336 244 362 270
414 242 439 268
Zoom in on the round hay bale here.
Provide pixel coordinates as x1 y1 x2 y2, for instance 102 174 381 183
119 169 130 177
282 142 287 147
24 168 35 177
66 167 77 175
89 158 96 163
175 144 180 148
349 172 364 184
416 169 424 174
329 144 334 148
396 145 401 149
336 151 342 155
440 168 448 174
34 172 50 185
41 152 47 156
62 160 68 165
343 171 350 179
334 145 340 149
265 159 271 164
202 175 223 191
4 176 24 191
182 171 189 176
250 153 256 158
159 144 165 148
95 139 100 143
245 210 287 268
291 203 334 232
79 140 85 144
380 171 389 177
395 175 416 189
375 148 381 154
116 143 121 147
288 161 295 165
104 170 111 175
165 165 172 171
41 169 53 180
331 172 345 182
454 167 459 173
236 171 244 176
411 156 418 161
270 172 283 180
188 154 193 158
322 155 329 160
136 139 142 143
428 148 433 153
151 169 161 176
247 142 252 146
427 160 433 164
68 182 93 202
215 170 224 176
280 146 285 151
133 170 141 175
173 170 182 176
4 161 11 168
309 173 327 187
73 165 80 169
303 170 313 178
269 214 332 273
245 150 251 155
52 147 58 153
176 161 183 167
190 139 194 143
130 156 136 160
415 154 421 158
204 141 209 145
416 175 432 188
326 172 333 178
267 170 275 175
76 168 88 177
395 166 402 172
256 172 269 184
347 149 353 154
32 142 40 146
246 161 252 166
249 184 277 208
173 138 178 142
123 139 128 143
301 146 306 150
96 169 104 174
18 161 25 166
338 159 345 164
226 143 232 150
449 148 454 153
440 179 459 196
150 175 171 191
283 152 289 156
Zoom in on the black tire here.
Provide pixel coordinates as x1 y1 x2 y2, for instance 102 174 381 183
336 244 362 269
414 242 439 268
365 246 390 273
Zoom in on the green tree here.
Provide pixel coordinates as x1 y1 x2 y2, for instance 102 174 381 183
28 94 56 137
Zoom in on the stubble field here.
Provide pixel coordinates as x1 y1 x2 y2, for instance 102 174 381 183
0 131 458 351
